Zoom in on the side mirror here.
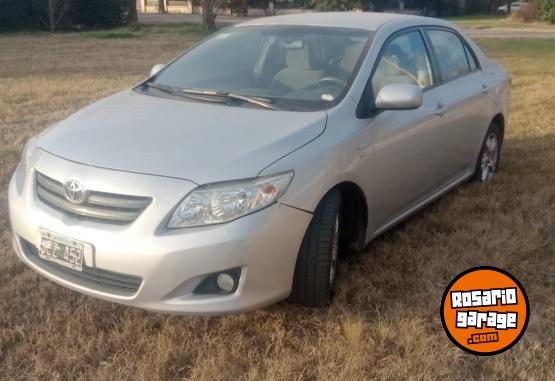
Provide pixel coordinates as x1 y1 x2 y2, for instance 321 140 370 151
150 64 166 77
375 84 423 110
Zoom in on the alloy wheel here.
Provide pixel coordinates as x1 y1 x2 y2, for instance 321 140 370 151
480 133 499 182
329 212 340 288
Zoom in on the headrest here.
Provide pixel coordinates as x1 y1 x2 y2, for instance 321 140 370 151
286 44 312 70
339 42 366 72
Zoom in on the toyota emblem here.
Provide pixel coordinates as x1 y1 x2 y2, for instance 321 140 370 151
63 180 86 204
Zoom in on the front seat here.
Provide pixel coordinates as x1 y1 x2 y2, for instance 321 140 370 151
337 41 366 76
272 43 324 91
372 45 419 96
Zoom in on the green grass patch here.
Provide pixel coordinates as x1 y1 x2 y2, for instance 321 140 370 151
80 22 212 40
447 15 515 29
0 22 211 40
476 38 555 56
475 38 555 78
81 22 210 39
132 22 210 36
89 30 139 39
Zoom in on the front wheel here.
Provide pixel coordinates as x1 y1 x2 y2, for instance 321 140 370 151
474 123 502 182
290 190 342 307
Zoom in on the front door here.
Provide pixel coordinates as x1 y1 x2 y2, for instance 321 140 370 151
367 30 447 230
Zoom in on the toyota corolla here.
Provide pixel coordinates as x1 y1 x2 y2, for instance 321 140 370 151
9 13 510 314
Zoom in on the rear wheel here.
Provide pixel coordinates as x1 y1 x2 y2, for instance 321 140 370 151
474 123 502 182
290 190 342 307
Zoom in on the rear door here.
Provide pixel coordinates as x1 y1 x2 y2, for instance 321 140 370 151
423 28 492 182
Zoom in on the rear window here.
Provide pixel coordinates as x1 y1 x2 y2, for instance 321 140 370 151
426 29 471 82
464 45 478 71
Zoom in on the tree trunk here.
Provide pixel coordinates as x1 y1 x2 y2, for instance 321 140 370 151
45 0 68 32
201 0 216 29
48 0 55 32
458 0 465 15
158 0 167 13
128 0 138 23
238 0 248 16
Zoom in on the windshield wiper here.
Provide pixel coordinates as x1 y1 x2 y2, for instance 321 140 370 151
181 89 283 111
145 82 225 104
226 92 282 111
146 84 282 110
146 82 181 96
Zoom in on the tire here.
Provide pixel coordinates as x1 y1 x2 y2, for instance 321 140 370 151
474 123 502 183
290 190 342 307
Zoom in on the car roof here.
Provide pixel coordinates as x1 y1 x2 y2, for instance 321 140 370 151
237 12 442 32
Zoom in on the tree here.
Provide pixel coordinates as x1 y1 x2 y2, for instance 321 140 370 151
158 0 167 13
127 0 138 23
309 0 355 10
234 0 248 16
201 0 217 29
539 0 555 22
0 0 37 31
43 0 70 31
249 0 272 14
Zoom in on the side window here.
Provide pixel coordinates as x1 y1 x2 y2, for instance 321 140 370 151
426 30 470 81
464 44 478 71
371 31 433 96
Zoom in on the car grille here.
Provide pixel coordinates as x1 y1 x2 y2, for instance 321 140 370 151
36 172 151 224
20 238 142 296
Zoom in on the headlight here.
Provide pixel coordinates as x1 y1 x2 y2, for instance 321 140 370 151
167 171 294 228
20 137 37 175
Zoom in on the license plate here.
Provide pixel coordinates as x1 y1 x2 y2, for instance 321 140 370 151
38 230 90 272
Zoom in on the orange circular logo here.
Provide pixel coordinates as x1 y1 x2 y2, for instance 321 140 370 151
440 267 529 356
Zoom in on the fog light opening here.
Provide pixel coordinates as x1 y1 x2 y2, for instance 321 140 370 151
193 267 241 295
216 273 236 293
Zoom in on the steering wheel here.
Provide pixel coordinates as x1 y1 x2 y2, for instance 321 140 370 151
318 76 347 88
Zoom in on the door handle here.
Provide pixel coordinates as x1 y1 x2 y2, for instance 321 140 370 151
481 84 490 94
435 103 449 116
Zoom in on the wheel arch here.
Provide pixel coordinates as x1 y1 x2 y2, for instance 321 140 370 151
492 113 505 143
324 181 369 253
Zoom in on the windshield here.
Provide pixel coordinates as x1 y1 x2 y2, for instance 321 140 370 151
147 25 372 111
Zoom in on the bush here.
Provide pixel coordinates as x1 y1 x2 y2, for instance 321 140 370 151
464 0 490 15
0 0 130 32
70 0 126 28
538 0 555 22
0 0 39 31
309 0 355 11
513 1 540 22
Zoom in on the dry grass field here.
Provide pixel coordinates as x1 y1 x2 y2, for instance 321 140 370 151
0 25 554 380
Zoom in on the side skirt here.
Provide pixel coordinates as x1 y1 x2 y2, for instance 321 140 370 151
367 170 474 244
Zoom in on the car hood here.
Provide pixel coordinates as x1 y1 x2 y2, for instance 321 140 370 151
37 90 327 184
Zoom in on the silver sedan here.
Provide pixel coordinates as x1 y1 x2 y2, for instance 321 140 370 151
9 12 510 314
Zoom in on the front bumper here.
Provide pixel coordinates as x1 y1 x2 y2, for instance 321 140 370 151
9 151 312 315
